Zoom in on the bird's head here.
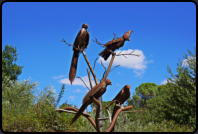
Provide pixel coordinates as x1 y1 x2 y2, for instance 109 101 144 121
123 30 133 41
105 79 112 85
125 85 131 91
82 23 88 29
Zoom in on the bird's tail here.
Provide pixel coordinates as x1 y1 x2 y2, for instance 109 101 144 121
111 104 120 132
70 102 87 125
69 50 79 85
98 49 111 61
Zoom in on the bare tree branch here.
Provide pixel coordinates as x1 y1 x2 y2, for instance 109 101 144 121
117 50 123 55
101 71 106 81
87 68 93 89
112 32 118 40
116 51 140 57
93 57 98 70
77 76 90 91
61 38 85 52
100 60 107 72
92 38 105 46
110 65 120 72
90 96 101 132
122 55 127 58
81 51 99 85
102 53 116 81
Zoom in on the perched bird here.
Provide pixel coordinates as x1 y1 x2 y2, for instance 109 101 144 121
99 30 133 61
69 23 90 84
100 85 131 111
101 85 130 132
70 79 112 125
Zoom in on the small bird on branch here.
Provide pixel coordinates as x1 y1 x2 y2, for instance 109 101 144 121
98 30 133 61
70 79 112 125
69 23 90 85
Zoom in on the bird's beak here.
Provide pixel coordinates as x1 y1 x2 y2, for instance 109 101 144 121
127 38 130 41
110 83 112 85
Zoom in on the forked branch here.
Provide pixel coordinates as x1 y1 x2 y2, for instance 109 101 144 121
116 50 140 57
77 76 90 91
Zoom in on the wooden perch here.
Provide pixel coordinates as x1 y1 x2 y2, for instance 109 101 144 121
87 68 93 89
82 51 99 85
90 96 101 132
102 53 116 81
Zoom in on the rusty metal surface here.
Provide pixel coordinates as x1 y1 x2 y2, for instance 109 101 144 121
90 96 101 132
57 107 96 130
106 108 122 132
106 105 133 132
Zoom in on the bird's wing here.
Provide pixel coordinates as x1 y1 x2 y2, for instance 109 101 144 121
104 37 123 47
85 31 90 49
82 82 105 104
73 29 82 48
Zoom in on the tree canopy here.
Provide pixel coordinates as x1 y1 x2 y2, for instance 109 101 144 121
2 44 23 82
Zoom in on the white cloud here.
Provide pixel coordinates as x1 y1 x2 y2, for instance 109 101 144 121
161 78 178 85
182 56 195 67
144 60 154 64
73 89 82 93
118 72 123 74
58 76 95 89
160 79 168 85
53 75 66 79
133 70 145 77
69 96 75 101
98 49 153 77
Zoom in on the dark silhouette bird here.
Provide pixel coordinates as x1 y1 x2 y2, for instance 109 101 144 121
69 23 90 84
70 79 112 125
99 30 133 61
100 85 131 111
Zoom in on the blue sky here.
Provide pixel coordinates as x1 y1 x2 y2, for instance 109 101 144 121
2 2 196 111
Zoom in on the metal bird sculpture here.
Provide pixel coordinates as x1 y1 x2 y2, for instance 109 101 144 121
100 85 131 111
100 85 130 132
70 79 112 125
69 23 90 84
99 30 133 61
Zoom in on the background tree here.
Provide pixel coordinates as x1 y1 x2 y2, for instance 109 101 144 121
2 44 23 82
146 47 196 128
2 75 38 115
164 47 196 127
128 82 158 107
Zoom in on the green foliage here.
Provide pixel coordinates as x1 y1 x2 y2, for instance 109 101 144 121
36 84 57 108
2 44 23 82
55 84 65 108
162 47 196 127
128 82 158 107
145 47 196 128
2 75 38 115
2 46 196 132
78 107 193 132
91 100 116 113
